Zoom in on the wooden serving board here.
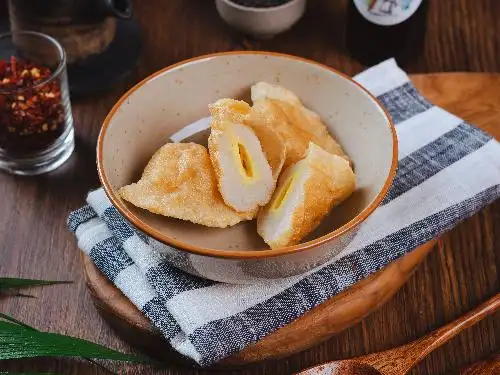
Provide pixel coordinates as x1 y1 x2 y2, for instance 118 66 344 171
82 73 500 367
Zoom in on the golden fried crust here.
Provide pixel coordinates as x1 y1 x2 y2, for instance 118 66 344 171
258 99 351 168
209 98 251 125
208 119 273 216
246 100 300 168
258 143 355 249
207 122 232 206
244 110 286 179
285 146 355 247
210 98 286 179
119 143 250 228
250 82 351 168
209 100 258 215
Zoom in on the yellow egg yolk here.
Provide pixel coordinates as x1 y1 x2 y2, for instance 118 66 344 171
270 174 296 212
238 142 254 178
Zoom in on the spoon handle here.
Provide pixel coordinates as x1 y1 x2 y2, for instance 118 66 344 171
361 293 500 375
454 353 500 374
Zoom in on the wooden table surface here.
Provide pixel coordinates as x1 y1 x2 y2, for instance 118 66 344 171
0 1 499 374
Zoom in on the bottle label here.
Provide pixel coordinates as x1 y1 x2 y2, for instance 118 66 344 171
353 0 423 26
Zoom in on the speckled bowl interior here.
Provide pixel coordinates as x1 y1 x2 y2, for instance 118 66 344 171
98 52 396 253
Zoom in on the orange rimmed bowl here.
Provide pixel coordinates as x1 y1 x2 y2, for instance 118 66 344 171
97 51 397 284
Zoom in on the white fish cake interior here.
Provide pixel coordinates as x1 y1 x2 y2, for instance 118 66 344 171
258 143 356 249
119 142 250 228
208 120 275 214
211 98 286 179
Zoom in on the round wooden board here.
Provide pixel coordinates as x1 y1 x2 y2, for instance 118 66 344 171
82 73 500 367
83 240 435 367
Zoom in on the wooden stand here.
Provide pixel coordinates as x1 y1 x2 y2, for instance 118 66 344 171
83 240 435 367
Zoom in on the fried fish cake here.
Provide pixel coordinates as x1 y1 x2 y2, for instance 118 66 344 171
210 98 286 179
208 118 275 214
257 142 356 249
119 142 250 228
243 105 286 179
250 82 351 168
209 98 251 124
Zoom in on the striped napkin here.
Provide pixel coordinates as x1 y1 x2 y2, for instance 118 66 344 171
68 59 500 367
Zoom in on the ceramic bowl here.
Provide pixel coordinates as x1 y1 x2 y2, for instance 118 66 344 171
215 0 306 39
98 52 397 284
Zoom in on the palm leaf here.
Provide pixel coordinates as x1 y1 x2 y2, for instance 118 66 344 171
0 313 35 330
0 314 149 363
0 278 72 292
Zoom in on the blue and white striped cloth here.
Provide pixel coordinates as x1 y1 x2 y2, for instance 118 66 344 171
68 59 500 366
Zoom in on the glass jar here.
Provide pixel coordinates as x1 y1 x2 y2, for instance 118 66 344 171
347 0 428 66
0 31 74 175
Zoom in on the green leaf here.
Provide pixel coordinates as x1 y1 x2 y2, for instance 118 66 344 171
0 315 149 363
0 313 37 330
0 278 72 292
10 293 37 298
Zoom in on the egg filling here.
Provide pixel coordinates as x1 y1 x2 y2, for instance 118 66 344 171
270 174 295 212
236 141 255 179
257 142 356 249
208 119 275 213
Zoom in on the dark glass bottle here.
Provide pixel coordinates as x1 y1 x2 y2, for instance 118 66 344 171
347 0 429 66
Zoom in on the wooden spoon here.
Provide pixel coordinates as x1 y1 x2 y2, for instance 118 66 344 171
297 293 500 375
454 353 500 374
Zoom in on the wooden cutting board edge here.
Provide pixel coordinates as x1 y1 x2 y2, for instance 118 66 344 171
82 72 500 367
83 240 436 367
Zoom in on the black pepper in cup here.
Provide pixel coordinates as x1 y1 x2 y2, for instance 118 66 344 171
229 0 293 8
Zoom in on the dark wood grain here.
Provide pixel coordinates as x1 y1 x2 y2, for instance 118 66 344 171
0 1 499 374
453 354 500 375
298 294 500 375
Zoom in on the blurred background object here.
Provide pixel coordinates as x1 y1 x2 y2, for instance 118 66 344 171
8 0 132 63
346 0 429 65
0 31 74 175
215 0 307 40
5 0 142 97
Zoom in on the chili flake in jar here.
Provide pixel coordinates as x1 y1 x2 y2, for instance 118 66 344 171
0 56 66 154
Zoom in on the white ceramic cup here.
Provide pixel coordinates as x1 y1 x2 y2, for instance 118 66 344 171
215 0 307 39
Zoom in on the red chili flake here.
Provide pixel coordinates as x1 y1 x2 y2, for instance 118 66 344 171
0 56 66 154
10 56 17 80
0 60 6 76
